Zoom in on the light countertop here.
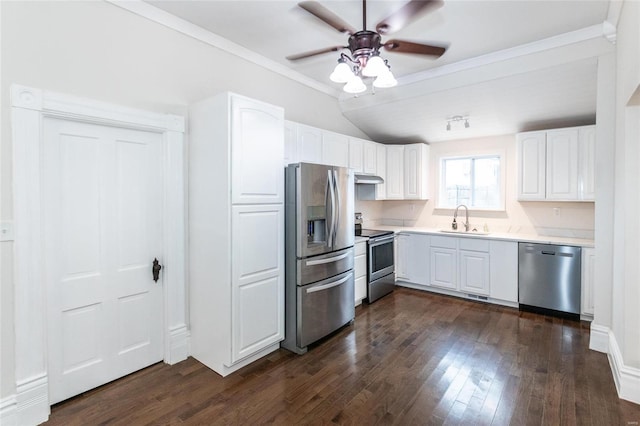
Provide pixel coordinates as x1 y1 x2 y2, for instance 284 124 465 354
366 225 595 248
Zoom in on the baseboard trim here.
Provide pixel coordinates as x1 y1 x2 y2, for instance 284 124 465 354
0 395 17 426
167 325 190 365
608 332 640 404
16 374 49 425
589 322 610 353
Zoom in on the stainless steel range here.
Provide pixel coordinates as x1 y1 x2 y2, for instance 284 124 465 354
359 229 395 303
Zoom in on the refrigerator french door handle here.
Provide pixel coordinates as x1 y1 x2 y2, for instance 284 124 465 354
328 169 337 248
326 169 334 247
332 169 340 246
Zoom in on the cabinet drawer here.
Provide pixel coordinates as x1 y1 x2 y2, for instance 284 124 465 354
355 241 367 256
459 238 490 252
430 235 457 249
355 254 367 279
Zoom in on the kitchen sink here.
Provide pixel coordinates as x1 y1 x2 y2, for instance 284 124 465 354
439 229 490 236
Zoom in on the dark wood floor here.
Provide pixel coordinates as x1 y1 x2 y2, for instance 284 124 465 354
44 288 640 425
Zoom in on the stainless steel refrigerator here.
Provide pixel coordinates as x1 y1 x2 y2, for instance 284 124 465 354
281 163 355 354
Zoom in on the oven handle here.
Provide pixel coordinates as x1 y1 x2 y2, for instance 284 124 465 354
306 274 350 294
369 235 395 247
305 251 350 266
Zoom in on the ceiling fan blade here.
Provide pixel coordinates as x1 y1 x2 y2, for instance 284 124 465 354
298 1 357 35
383 39 447 57
286 46 346 61
376 0 444 35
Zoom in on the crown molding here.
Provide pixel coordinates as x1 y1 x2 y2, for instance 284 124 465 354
398 24 607 86
106 0 341 98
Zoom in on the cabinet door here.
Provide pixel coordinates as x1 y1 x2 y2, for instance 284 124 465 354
231 204 284 363
404 144 429 200
581 247 595 316
459 250 490 295
396 233 410 280
322 131 349 167
363 141 377 175
578 126 596 201
284 120 297 166
386 145 405 199
546 128 579 200
297 124 323 164
430 247 457 290
349 138 364 173
517 131 546 200
404 233 429 285
489 241 518 303
354 242 367 304
375 143 387 200
231 96 284 205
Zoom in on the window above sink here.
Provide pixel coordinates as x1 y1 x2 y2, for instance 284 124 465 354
437 152 506 211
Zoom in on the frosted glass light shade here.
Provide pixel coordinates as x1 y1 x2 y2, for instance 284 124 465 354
343 76 366 94
362 55 386 77
373 70 397 88
330 62 354 83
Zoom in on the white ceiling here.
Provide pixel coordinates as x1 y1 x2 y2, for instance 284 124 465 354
145 0 614 143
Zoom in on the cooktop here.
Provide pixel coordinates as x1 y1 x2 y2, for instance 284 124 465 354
357 229 394 238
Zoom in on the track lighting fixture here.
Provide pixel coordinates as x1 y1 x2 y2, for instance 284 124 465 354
446 115 470 131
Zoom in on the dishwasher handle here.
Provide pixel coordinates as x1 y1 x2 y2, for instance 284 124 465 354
541 250 555 256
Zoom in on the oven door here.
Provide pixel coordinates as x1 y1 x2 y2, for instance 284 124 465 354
368 235 395 281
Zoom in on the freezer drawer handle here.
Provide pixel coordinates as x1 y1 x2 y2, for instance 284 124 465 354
306 251 350 266
306 275 350 294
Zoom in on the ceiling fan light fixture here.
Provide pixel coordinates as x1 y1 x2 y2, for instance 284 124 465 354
343 76 367 94
362 55 386 77
373 69 397 88
330 60 354 83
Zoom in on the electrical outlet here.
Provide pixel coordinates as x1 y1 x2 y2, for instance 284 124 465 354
553 207 560 216
0 221 14 241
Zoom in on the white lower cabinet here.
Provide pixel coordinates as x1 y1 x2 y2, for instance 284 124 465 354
581 247 595 316
397 233 429 285
396 233 519 307
459 252 490 296
230 205 284 363
430 236 457 290
488 241 518 303
354 240 367 305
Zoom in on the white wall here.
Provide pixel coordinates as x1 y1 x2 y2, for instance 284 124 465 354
612 0 640 371
356 134 595 238
0 0 368 400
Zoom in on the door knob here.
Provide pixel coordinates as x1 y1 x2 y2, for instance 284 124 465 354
152 258 162 282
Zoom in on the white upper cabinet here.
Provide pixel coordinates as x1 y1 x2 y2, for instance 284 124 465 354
579 126 596 201
322 131 349 167
349 138 364 173
517 131 547 200
375 143 387 200
546 129 579 200
363 141 377 175
231 95 284 205
386 145 405 199
296 123 323 164
404 143 429 200
517 125 595 202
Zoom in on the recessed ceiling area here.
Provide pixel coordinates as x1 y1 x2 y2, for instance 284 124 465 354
144 0 614 142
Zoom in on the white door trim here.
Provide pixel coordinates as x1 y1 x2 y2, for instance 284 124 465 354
10 84 188 425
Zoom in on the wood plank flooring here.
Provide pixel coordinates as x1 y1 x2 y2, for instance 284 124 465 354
44 288 640 425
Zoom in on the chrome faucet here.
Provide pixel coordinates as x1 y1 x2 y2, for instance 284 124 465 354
452 204 470 232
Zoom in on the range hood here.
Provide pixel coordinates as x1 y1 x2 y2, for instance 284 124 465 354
354 173 384 185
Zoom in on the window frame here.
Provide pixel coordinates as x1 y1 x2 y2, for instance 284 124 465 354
436 151 506 211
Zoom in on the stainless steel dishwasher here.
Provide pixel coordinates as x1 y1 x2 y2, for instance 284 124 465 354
518 242 582 317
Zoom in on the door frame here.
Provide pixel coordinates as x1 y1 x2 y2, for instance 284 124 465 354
10 84 188 425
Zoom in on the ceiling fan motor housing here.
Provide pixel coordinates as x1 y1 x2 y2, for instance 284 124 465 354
349 31 382 61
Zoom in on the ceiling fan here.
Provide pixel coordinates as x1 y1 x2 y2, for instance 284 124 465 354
287 0 448 93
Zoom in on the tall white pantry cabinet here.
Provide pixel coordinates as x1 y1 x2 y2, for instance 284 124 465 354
189 92 285 376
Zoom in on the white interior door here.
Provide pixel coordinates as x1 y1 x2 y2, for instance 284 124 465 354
43 118 164 404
